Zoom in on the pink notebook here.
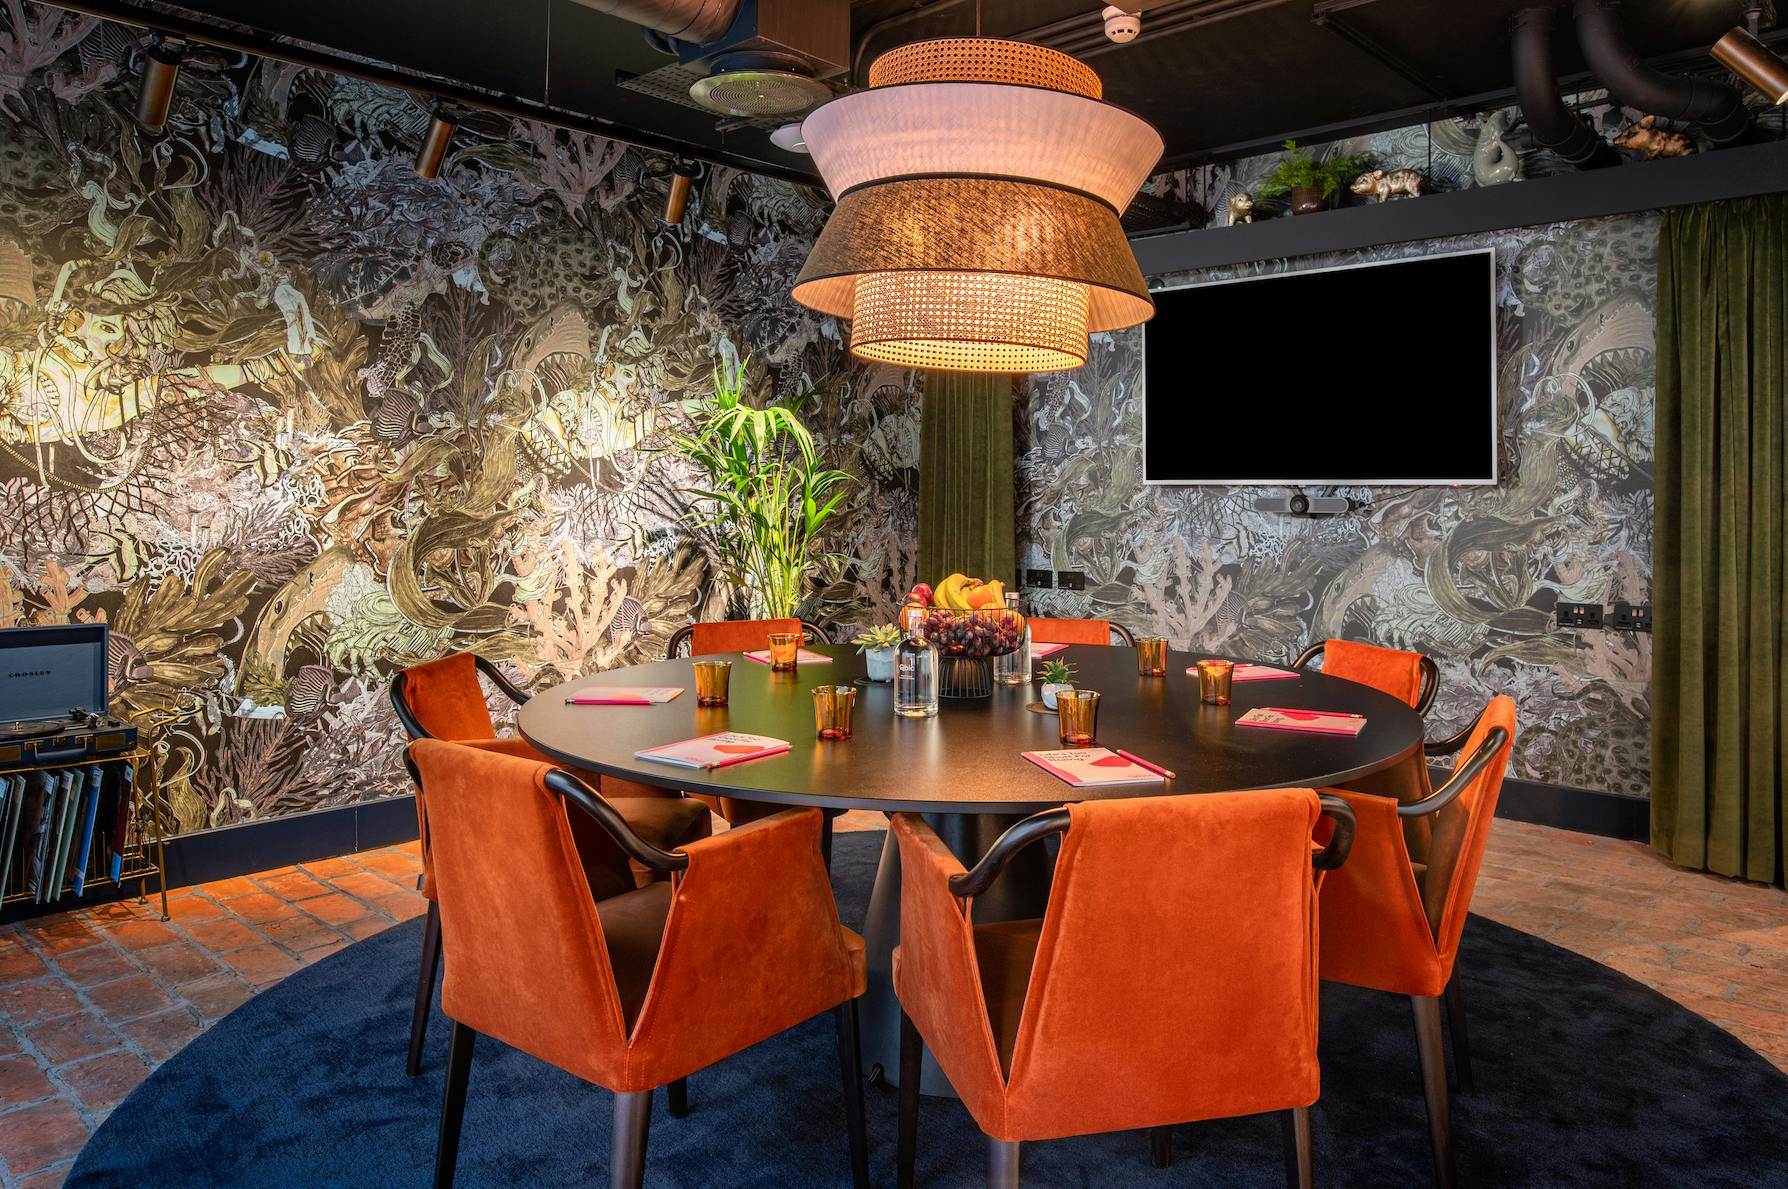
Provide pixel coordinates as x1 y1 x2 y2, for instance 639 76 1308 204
1235 708 1367 737
743 648 831 665
1022 748 1167 787
634 732 791 769
1232 664 1298 682
1030 642 1070 659
564 687 685 705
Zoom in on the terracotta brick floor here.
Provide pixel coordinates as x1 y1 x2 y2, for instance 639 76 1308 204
0 815 1783 1188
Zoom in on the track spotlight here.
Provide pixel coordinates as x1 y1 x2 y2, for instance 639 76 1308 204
136 33 181 131
663 159 700 225
414 104 458 179
1713 25 1788 106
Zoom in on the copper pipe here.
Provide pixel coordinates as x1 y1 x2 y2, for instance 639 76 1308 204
1713 27 1788 106
135 35 180 130
414 109 456 179
663 172 693 224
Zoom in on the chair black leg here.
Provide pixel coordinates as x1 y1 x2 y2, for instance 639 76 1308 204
1150 1126 1174 1169
821 809 839 870
897 1010 923 1189
1443 981 1474 1095
835 999 871 1189
610 1089 653 1189
1280 1106 1313 1189
407 900 442 1077
987 1137 1021 1189
1411 995 1457 1189
432 1021 475 1189
666 1077 688 1119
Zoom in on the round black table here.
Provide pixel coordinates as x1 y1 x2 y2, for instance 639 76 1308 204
518 644 1424 1092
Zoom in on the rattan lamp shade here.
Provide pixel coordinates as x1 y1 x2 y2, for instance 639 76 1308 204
792 38 1162 375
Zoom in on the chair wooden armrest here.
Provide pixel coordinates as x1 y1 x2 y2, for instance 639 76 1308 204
1422 708 1485 757
1398 727 1510 819
472 655 531 707
542 768 690 873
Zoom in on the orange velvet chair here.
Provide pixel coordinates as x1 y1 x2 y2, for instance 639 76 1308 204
891 788 1357 1188
665 618 833 831
1293 638 1439 714
390 653 711 1077
665 617 829 658
1024 618 1136 647
1315 695 1516 1189
407 740 869 1189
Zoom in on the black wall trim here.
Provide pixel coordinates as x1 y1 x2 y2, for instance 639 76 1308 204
1133 137 1788 274
1475 772 1650 842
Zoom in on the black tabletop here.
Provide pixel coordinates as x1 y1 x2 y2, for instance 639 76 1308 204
517 646 1424 815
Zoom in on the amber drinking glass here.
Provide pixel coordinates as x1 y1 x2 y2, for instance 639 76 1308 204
767 632 801 672
693 659 732 707
1196 659 1234 705
1056 689 1100 747
813 685 857 741
1137 636 1168 676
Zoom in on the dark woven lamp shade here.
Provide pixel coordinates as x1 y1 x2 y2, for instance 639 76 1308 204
792 38 1162 374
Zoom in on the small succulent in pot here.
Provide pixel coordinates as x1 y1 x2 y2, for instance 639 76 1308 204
853 623 904 682
1038 658 1076 710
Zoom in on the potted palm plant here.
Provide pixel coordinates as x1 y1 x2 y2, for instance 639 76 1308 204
1256 140 1372 215
668 361 854 620
1039 658 1075 710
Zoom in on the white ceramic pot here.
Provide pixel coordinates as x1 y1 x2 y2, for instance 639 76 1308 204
865 647 896 683
1041 682 1072 710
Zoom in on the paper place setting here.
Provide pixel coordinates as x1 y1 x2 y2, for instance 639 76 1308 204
743 648 832 665
634 732 791 769
1234 708 1367 737
564 687 685 705
1021 747 1171 786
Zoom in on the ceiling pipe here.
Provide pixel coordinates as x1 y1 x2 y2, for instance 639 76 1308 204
565 0 738 44
1511 6 1620 169
1574 0 1751 146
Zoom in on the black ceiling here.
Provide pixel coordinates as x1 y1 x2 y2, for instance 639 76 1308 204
57 0 1768 178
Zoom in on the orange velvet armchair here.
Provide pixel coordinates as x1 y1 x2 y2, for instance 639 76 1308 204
891 788 1357 1188
389 653 711 1077
1023 618 1136 647
1293 637 1440 714
664 617 828 658
1315 695 1516 1189
407 740 869 1189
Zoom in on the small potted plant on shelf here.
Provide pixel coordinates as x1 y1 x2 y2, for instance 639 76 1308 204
853 623 903 682
1256 140 1373 215
1038 658 1075 710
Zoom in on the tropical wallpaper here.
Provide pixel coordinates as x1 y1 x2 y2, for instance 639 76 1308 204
0 5 919 836
1020 202 1657 796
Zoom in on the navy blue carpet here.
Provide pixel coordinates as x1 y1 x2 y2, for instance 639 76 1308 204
69 831 1788 1187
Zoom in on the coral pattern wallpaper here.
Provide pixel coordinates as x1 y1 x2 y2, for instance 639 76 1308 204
1020 210 1657 796
0 6 919 836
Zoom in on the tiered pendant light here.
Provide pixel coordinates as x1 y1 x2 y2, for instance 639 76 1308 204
792 38 1163 374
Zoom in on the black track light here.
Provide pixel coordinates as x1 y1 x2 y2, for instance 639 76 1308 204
136 33 182 131
663 159 701 225
414 104 458 179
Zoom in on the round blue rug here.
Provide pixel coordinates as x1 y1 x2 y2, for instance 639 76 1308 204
69 832 1788 1187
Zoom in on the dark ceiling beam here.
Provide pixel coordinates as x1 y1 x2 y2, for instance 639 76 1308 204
40 0 821 186
1310 4 1461 108
1029 0 1298 61
852 0 974 81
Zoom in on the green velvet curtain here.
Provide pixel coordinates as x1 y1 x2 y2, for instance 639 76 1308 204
1652 195 1788 883
916 372 1016 585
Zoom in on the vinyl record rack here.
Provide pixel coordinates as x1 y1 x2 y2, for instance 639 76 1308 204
0 717 170 921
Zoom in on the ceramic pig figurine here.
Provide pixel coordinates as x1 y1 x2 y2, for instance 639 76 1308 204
1350 168 1425 203
1612 115 1695 159
1226 192 1254 225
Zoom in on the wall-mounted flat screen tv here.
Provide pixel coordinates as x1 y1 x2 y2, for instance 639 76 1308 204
1142 247 1498 485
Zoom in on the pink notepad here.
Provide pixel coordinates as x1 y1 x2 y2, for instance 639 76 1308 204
634 732 791 769
1235 708 1367 737
1232 664 1298 682
743 648 832 665
1022 748 1168 787
1031 642 1070 659
564 687 685 705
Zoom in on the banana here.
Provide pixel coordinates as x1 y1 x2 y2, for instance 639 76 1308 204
933 573 970 609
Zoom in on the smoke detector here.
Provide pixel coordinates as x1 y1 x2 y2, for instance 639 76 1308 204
688 52 832 117
1102 5 1140 43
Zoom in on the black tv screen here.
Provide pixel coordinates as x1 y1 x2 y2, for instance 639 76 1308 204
1142 248 1498 485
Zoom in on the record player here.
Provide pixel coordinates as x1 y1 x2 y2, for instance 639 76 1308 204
0 624 137 769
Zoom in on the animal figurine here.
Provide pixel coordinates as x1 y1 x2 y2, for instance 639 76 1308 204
1612 115 1696 160
1350 168 1425 203
1226 192 1254 225
1474 109 1521 187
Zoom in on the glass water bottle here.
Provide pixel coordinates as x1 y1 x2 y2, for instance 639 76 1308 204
994 591 1031 686
894 605 939 718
